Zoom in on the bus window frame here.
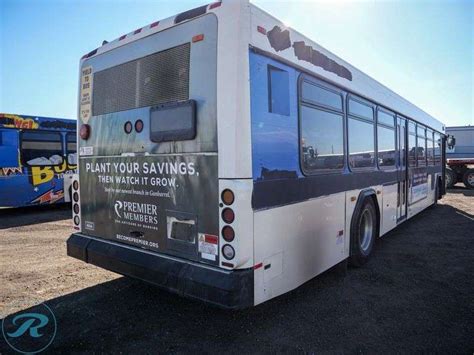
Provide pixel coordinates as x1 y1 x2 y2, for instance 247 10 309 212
20 129 64 167
376 107 396 171
267 64 290 116
347 94 376 172
0 128 20 168
298 73 346 176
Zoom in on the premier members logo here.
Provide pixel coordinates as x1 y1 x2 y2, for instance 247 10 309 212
114 200 158 224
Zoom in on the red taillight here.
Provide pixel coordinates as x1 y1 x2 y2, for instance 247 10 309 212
222 226 234 242
79 124 90 140
222 208 235 224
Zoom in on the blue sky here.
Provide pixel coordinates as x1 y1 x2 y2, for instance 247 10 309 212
1 0 472 126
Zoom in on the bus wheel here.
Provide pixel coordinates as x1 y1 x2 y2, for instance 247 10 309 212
445 167 456 189
463 169 474 189
350 198 377 267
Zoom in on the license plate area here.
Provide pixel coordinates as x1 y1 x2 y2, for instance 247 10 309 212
166 211 197 257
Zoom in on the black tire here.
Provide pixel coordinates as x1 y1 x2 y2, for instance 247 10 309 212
349 198 377 267
462 169 474 189
445 167 456 189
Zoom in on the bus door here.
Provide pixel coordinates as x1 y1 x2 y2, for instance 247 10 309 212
397 117 407 221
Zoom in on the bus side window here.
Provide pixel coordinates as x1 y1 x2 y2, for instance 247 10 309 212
0 130 19 168
21 131 63 166
67 133 77 165
348 97 375 169
268 65 290 116
408 121 417 167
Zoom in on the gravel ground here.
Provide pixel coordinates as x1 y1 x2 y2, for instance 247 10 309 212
1 187 473 353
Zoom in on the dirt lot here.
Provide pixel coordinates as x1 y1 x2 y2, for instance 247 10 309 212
1 188 473 353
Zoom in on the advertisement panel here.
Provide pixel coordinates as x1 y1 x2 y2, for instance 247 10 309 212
79 154 218 264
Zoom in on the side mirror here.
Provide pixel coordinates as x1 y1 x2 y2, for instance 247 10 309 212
446 135 456 149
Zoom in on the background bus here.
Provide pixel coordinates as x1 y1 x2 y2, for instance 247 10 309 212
0 113 77 208
68 0 448 308
445 125 474 189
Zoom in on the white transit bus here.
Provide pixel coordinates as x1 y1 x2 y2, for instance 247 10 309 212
67 0 449 308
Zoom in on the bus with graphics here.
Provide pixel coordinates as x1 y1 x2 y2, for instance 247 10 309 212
0 113 77 208
67 0 451 308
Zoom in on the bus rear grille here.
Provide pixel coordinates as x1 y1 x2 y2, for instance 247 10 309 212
92 43 190 116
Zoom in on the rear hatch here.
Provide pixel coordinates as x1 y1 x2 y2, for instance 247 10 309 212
78 14 219 265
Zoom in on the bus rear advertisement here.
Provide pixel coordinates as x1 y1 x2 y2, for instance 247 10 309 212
67 0 448 309
0 113 77 208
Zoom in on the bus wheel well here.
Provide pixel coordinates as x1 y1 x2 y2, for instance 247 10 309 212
368 194 381 238
353 189 380 238
349 190 380 267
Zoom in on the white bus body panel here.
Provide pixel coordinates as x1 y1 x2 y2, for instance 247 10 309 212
253 192 347 305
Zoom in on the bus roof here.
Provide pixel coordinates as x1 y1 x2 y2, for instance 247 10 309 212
0 113 75 131
81 0 445 133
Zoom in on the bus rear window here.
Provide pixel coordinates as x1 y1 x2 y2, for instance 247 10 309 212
150 100 196 142
21 131 63 166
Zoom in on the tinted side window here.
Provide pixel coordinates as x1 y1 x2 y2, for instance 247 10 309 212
349 99 373 120
378 110 395 127
0 130 19 167
21 131 63 166
434 132 442 165
417 126 426 167
426 130 434 166
348 118 375 168
301 81 342 111
268 66 290 116
378 125 396 168
408 130 417 167
67 133 77 165
300 105 344 171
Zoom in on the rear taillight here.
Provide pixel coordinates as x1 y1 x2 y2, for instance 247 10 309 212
72 176 81 231
221 189 234 205
79 124 90 140
222 226 234 242
220 189 236 264
222 208 234 224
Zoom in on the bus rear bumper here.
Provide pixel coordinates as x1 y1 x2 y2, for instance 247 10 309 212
67 233 254 309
